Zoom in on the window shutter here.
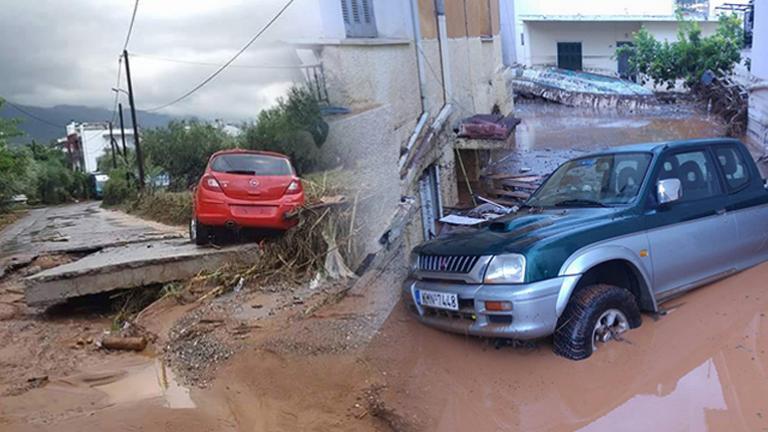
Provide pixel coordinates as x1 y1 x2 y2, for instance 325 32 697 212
340 0 377 38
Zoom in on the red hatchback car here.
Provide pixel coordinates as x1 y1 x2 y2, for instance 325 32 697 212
191 149 305 245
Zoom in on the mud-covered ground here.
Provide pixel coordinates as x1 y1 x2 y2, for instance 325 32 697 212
2 102 766 431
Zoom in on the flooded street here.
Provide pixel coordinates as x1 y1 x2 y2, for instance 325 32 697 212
366 262 768 431
483 101 730 177
1 102 765 432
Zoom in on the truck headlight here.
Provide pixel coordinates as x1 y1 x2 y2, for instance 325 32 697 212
484 254 526 284
409 251 419 273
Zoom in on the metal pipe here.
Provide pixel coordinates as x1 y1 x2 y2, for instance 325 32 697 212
436 14 453 101
409 0 427 112
749 82 768 92
401 112 430 162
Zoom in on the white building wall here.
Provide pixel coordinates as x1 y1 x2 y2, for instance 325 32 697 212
285 0 412 41
523 21 641 74
641 20 718 42
752 0 768 81
748 0 768 151
77 124 135 174
515 0 675 19
503 0 727 68
514 0 730 20
500 0 516 65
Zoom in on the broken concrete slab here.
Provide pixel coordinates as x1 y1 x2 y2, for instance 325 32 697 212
0 202 185 277
24 239 259 307
507 67 656 109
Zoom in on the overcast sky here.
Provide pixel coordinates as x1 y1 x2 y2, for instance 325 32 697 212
0 0 305 121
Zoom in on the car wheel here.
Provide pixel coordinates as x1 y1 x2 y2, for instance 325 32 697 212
553 284 641 361
190 218 210 246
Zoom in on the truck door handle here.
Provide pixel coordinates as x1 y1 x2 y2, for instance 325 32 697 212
716 208 726 216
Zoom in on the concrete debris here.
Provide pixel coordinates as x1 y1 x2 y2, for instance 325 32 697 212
508 67 656 109
24 240 259 307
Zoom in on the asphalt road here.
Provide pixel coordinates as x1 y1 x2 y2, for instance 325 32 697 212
0 202 184 276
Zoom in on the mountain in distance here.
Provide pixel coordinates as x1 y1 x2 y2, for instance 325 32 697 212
0 103 177 144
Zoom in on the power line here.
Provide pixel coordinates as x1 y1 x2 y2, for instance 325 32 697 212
3 100 63 130
131 52 312 70
110 0 138 123
144 0 295 112
123 0 139 52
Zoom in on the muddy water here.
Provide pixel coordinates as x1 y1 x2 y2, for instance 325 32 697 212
92 359 195 409
486 102 729 176
367 262 768 431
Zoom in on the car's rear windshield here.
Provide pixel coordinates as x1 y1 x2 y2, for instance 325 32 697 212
210 154 293 176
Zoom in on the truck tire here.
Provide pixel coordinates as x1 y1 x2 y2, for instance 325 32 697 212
190 218 210 246
553 284 641 360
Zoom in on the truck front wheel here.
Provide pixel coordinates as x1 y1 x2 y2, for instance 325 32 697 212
553 284 641 360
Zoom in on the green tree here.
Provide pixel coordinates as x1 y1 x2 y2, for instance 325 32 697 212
142 120 236 190
241 86 329 174
0 98 28 210
618 14 743 89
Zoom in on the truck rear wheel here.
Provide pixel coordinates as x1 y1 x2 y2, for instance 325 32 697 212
553 284 641 360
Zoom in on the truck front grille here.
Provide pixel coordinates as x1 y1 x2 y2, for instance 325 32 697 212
418 255 480 274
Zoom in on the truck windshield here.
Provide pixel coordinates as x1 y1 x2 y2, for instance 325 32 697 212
211 154 293 176
528 152 652 207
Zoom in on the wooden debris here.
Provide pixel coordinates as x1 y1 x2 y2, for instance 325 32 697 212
101 336 147 351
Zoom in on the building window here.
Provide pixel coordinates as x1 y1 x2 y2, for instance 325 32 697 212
340 0 377 38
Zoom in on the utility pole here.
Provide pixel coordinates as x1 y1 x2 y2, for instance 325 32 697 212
108 121 117 169
123 49 145 190
118 103 128 157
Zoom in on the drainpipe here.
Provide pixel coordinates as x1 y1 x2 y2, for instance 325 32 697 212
409 0 427 113
405 0 430 161
435 0 453 102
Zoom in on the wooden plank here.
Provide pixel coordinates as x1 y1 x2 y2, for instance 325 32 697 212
483 173 541 182
498 180 539 190
489 188 530 200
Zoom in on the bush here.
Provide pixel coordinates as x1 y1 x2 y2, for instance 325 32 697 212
241 86 329 174
142 121 236 191
126 191 192 226
618 14 743 89
102 168 136 206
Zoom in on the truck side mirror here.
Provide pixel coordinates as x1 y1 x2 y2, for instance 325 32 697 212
657 178 682 205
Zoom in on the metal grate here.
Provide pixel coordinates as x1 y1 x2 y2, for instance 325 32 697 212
418 255 480 274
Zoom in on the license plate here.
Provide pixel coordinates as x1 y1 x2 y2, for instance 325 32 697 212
231 206 274 216
416 289 459 311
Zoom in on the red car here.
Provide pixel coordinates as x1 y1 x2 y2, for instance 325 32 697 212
190 149 305 245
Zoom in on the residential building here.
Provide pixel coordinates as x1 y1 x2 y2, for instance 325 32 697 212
62 122 135 173
501 0 730 78
284 0 511 257
748 0 767 151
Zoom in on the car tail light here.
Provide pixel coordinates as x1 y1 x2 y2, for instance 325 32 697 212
202 175 222 191
286 179 302 194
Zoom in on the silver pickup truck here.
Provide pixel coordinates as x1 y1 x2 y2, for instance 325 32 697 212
404 138 768 360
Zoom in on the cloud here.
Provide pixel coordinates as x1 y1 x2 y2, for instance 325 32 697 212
0 0 306 120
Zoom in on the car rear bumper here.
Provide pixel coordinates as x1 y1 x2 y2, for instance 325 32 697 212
402 276 577 340
196 195 303 230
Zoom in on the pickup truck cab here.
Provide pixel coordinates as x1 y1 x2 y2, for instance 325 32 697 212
404 138 768 360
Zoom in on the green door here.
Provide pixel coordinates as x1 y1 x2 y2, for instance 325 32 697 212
557 42 582 71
